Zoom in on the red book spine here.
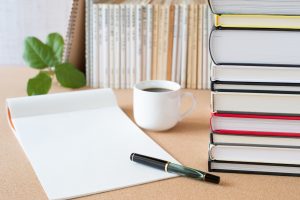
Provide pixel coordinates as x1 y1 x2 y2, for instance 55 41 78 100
210 112 300 137
214 130 300 137
212 112 300 120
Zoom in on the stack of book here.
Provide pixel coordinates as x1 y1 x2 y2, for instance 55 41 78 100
85 0 213 89
208 0 300 176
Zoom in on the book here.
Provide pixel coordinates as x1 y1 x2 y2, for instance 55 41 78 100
211 113 300 137
208 159 300 177
120 4 127 88
156 4 165 80
211 81 300 94
136 4 143 83
108 1 121 88
161 4 170 80
196 4 203 89
212 92 300 115
126 3 131 88
209 144 300 165
146 5 153 80
187 4 194 89
191 4 198 89
210 28 300 66
208 0 300 15
201 4 208 89
92 4 100 88
114 5 121 88
175 4 183 84
208 0 300 178
215 14 300 29
86 1 211 89
211 63 300 83
130 4 136 87
151 3 159 80
6 89 179 200
167 5 175 81
171 4 179 82
211 132 300 147
103 4 110 88
180 4 188 88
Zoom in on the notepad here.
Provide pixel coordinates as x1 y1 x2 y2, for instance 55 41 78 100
6 89 179 200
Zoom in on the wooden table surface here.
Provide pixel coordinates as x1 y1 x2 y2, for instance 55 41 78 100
1 67 300 200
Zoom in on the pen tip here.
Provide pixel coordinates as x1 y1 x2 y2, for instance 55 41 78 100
204 173 220 184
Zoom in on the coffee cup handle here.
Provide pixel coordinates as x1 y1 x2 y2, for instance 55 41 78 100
179 92 197 121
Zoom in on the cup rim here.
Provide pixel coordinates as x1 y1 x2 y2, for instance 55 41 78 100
134 80 181 93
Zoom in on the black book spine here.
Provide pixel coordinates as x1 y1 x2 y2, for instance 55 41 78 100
209 160 300 177
210 132 214 144
210 81 215 91
212 81 300 94
208 159 212 172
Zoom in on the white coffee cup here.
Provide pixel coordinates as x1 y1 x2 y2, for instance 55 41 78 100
133 80 196 131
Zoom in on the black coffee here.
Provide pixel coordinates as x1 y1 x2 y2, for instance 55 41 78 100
143 88 173 92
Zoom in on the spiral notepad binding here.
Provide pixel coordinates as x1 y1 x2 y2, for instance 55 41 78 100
63 0 80 63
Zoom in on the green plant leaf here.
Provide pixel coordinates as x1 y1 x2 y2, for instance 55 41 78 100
46 33 64 64
23 37 58 69
55 63 86 88
27 72 52 96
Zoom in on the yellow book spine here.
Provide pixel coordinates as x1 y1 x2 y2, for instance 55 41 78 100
214 14 220 27
215 14 300 29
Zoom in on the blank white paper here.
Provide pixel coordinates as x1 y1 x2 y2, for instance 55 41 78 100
7 89 179 200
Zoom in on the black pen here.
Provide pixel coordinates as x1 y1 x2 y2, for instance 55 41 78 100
130 153 220 184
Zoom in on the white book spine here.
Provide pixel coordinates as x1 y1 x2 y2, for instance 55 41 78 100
130 5 136 87
98 4 104 88
92 5 99 88
136 5 143 83
162 6 170 80
171 5 179 82
109 5 115 88
142 6 147 81
191 4 198 89
103 5 109 88
180 5 188 88
176 5 183 84
114 5 121 89
85 0 91 87
126 5 131 88
146 5 153 81
197 4 203 90
120 5 127 89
